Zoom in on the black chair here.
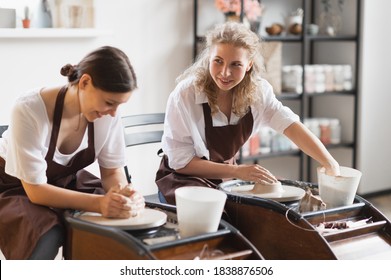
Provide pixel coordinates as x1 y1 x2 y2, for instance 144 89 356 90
0 125 8 138
121 113 165 202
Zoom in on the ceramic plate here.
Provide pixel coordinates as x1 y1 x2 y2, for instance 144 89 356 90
78 208 167 230
223 183 305 202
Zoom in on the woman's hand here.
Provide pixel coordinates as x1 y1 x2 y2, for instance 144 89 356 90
324 161 341 176
99 184 145 218
119 184 145 217
235 164 278 184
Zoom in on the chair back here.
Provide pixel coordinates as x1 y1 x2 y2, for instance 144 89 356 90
0 125 8 138
122 113 165 147
121 113 165 184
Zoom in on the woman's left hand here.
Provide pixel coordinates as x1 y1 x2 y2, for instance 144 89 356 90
118 184 145 217
323 160 341 176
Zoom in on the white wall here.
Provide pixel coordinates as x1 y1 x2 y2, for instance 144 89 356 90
357 0 391 194
0 0 193 195
1 0 390 196
0 0 194 121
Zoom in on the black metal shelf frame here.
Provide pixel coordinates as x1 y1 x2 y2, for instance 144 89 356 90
193 0 360 181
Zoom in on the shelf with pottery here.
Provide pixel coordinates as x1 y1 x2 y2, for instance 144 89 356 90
0 28 112 39
195 34 357 50
194 0 361 181
263 34 357 42
238 140 355 164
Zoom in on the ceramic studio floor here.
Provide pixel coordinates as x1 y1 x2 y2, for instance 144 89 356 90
1 193 390 260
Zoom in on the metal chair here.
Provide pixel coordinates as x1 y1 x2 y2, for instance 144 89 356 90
121 113 165 203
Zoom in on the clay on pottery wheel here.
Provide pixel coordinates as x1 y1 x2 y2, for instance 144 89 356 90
252 181 283 194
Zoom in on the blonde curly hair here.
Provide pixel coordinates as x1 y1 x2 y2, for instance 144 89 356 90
177 21 264 117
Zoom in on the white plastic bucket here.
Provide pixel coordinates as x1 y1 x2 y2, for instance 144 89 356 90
317 166 362 208
175 187 227 238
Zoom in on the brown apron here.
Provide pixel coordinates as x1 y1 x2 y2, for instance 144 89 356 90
0 86 103 259
156 103 254 204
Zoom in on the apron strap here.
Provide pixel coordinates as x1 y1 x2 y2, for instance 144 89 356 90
46 86 67 161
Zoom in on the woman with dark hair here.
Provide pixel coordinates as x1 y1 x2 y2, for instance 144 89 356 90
0 46 145 259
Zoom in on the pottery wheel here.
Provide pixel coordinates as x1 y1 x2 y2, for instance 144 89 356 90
78 208 167 230
225 184 306 202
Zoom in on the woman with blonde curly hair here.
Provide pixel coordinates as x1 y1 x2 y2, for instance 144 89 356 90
156 22 339 204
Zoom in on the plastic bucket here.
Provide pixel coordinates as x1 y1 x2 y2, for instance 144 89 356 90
317 166 362 208
175 187 227 238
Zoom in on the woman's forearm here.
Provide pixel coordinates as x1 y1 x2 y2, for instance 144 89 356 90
284 122 339 173
99 167 129 191
175 156 277 183
21 167 128 213
21 180 102 212
176 157 238 179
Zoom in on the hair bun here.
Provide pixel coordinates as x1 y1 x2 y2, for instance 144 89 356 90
61 64 78 82
60 64 76 77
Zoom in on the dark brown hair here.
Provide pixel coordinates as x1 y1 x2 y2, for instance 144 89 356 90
60 46 137 93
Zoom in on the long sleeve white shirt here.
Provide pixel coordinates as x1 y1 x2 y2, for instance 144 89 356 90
162 78 300 170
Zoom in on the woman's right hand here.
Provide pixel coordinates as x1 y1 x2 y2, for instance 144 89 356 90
99 185 145 218
235 164 278 184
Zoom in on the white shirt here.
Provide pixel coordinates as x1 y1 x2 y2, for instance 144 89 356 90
162 78 300 170
0 88 126 185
